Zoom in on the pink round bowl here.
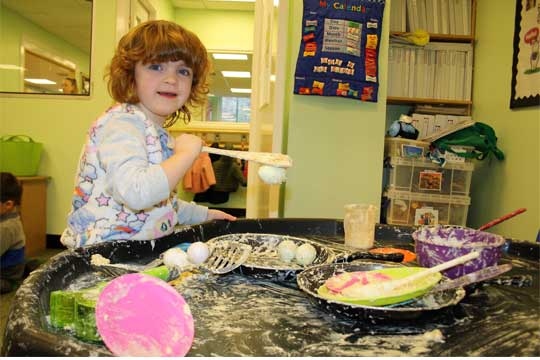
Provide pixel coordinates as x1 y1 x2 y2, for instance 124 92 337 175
413 225 506 279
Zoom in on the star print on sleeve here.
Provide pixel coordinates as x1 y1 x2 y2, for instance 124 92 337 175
136 211 150 222
95 192 111 206
116 209 129 222
146 135 158 146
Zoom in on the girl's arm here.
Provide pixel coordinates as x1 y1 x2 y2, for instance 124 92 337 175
99 117 170 210
160 133 202 191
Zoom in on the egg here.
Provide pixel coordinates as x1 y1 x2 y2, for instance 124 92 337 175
162 248 191 269
258 165 287 184
277 240 298 263
187 242 210 265
295 243 317 266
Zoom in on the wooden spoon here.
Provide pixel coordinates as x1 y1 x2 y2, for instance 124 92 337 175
202 146 292 168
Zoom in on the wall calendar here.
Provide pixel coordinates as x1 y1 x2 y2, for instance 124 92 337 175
294 0 386 102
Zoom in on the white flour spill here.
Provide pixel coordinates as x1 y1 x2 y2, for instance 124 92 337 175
171 273 445 357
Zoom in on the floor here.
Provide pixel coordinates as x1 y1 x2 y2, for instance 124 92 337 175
0 248 63 351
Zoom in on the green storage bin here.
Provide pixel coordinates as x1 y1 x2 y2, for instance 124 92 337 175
0 135 43 176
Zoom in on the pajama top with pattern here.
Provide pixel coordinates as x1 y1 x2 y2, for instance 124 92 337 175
61 103 208 248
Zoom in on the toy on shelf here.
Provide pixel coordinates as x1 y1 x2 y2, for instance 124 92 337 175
387 114 420 140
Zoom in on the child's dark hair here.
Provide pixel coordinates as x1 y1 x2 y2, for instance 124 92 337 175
65 77 77 88
106 20 210 127
0 172 22 205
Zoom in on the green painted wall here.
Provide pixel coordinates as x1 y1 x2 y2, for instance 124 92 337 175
468 0 539 241
282 1 389 219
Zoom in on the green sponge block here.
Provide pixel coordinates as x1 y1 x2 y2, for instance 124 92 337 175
74 289 101 342
50 290 78 329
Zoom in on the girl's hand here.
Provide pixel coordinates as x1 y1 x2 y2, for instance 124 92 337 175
161 133 203 190
174 133 203 162
207 209 237 221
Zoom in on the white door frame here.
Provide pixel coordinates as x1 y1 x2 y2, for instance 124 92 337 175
246 0 289 218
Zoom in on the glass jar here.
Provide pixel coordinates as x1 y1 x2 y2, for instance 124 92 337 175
344 204 378 249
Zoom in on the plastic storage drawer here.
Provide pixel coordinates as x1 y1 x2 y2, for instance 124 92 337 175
384 137 430 158
384 157 474 196
383 189 470 226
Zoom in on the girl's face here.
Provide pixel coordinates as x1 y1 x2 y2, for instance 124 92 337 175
134 60 193 125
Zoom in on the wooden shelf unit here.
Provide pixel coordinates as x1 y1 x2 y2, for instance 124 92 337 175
390 32 474 44
16 176 49 257
386 0 477 115
386 96 472 106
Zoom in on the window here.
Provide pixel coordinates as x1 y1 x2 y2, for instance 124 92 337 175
208 96 251 123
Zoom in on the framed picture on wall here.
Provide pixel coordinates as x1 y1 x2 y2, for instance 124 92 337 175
510 0 540 108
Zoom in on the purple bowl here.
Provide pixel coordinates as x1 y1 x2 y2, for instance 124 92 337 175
412 225 505 279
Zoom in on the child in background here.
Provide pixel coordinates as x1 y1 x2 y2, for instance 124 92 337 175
207 144 247 204
62 77 78 94
0 172 26 294
61 20 236 248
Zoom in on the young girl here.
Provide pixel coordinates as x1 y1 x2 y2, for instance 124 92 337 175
61 20 236 248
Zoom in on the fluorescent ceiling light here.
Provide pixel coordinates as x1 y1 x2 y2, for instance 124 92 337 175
231 88 252 94
0 64 25 71
212 53 248 60
24 78 56 85
222 71 251 78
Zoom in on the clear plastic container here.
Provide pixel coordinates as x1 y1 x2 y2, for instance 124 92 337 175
383 190 470 226
344 204 378 249
384 157 474 196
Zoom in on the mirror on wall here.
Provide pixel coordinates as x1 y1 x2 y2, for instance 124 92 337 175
0 0 93 95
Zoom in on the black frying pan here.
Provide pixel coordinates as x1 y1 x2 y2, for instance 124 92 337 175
206 233 404 281
296 261 466 321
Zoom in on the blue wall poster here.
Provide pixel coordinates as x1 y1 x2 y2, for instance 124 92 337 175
294 0 386 102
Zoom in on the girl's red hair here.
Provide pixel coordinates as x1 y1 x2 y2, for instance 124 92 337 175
106 20 210 114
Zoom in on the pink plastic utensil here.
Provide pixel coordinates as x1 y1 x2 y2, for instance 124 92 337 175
478 208 527 231
96 273 194 356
